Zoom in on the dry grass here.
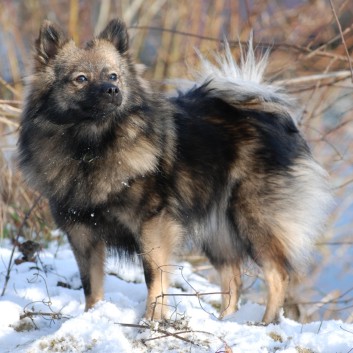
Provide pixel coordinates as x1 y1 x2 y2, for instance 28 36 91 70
0 0 352 322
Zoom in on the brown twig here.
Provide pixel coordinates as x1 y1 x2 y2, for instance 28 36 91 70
116 321 233 349
305 24 353 59
155 291 229 298
286 285 353 308
0 100 22 104
129 25 350 62
329 0 353 82
303 124 344 160
140 329 194 344
317 241 353 245
275 71 352 86
340 325 353 334
116 322 197 345
20 311 64 320
0 76 20 97
333 178 353 190
287 75 353 93
1 194 42 297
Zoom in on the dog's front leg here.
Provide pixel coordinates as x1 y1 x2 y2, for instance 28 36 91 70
67 224 106 311
141 212 183 321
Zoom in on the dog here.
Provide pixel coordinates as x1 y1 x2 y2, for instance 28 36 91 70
18 18 332 324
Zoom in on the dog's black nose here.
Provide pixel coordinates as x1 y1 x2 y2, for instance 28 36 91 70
107 85 119 97
102 83 119 97
100 83 122 105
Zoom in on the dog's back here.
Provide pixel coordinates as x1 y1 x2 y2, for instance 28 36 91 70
164 44 332 322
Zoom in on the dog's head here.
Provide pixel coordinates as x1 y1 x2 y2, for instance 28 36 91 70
29 19 142 125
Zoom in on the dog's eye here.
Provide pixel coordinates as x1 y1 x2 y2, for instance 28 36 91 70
75 75 88 83
109 73 117 81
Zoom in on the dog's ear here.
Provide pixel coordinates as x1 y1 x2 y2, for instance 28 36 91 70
98 19 129 54
35 20 68 67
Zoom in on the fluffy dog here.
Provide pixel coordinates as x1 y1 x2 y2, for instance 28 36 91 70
18 19 332 323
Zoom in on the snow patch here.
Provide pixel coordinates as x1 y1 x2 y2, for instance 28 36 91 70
0 242 352 352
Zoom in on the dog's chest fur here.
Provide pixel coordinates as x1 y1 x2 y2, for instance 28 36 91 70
22 112 171 215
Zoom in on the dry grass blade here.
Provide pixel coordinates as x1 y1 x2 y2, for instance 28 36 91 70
1 195 42 297
329 0 353 82
0 76 20 97
275 71 352 86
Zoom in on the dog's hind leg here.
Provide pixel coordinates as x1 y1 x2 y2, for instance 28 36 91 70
261 258 289 324
141 211 183 321
217 262 242 319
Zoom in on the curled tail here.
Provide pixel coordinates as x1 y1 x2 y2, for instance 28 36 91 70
192 37 293 111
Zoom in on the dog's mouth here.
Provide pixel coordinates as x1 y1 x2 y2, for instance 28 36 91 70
77 96 123 120
76 105 116 121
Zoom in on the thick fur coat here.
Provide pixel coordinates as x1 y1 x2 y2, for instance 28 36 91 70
18 19 332 323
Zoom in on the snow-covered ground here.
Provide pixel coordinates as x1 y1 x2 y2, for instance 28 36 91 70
0 239 352 353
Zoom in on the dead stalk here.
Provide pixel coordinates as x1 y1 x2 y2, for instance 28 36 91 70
1 195 42 297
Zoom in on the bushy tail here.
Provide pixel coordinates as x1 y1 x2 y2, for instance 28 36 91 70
192 37 293 110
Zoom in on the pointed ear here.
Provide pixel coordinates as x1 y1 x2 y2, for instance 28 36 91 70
35 20 68 67
98 19 129 54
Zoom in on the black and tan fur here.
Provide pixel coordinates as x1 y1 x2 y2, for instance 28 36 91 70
18 19 332 324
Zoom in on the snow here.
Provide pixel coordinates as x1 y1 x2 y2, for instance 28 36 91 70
0 240 352 353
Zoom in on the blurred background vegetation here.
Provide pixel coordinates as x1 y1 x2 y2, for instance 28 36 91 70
0 0 353 323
